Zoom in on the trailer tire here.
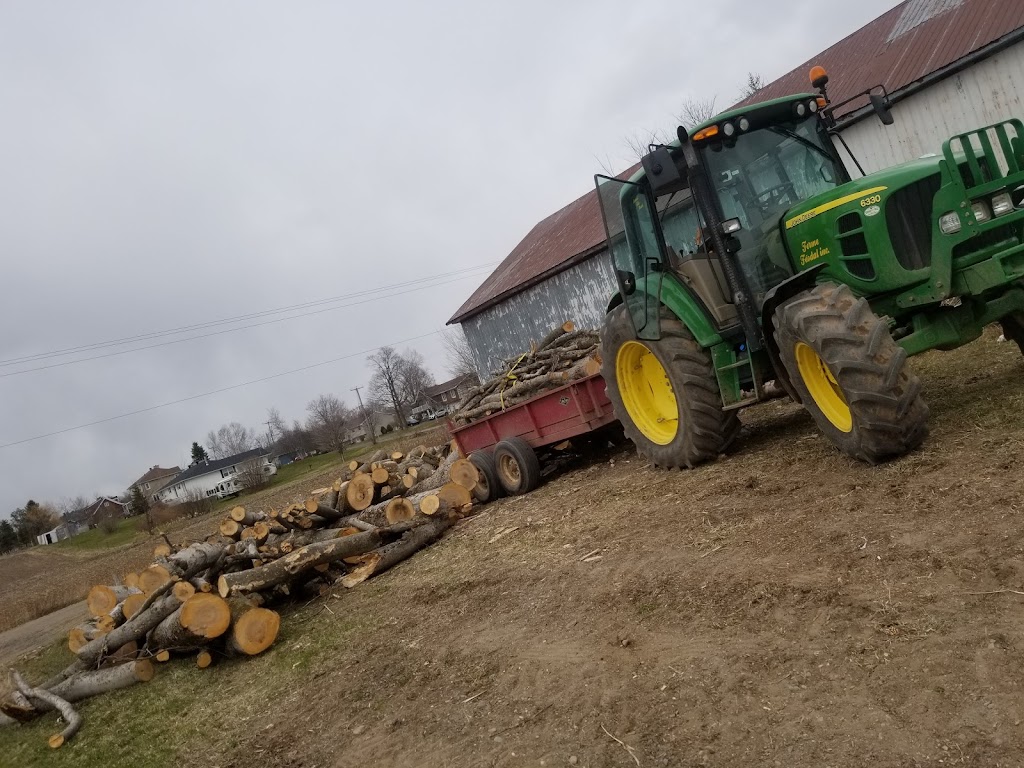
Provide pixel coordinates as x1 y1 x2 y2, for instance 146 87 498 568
601 303 739 468
469 451 501 504
493 437 541 495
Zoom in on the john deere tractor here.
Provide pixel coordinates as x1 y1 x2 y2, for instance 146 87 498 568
598 65 1024 465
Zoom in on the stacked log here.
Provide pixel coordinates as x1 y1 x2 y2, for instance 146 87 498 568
1 437 483 748
452 321 601 426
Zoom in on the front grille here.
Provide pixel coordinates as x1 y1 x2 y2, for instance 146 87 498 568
886 174 942 270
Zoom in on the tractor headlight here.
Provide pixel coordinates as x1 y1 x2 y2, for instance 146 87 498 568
795 102 807 117
808 98 819 113
992 192 1014 217
738 117 750 132
939 211 961 234
971 201 991 223
722 121 736 137
720 218 742 234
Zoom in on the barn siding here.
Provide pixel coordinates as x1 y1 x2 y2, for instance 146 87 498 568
460 253 617 375
837 43 1024 173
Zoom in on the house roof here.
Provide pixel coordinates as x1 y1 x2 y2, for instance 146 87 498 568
132 465 181 487
447 0 1024 325
158 448 266 490
66 497 128 524
424 373 478 398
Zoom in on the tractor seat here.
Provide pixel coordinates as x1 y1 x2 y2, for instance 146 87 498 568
670 248 739 329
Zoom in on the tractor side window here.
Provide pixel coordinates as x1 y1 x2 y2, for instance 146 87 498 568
656 190 702 257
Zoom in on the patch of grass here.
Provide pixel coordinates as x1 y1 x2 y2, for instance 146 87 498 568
55 518 141 551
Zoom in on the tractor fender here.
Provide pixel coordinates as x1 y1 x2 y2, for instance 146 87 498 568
760 264 826 404
606 276 724 350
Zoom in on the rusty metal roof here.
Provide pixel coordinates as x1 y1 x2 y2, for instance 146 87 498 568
449 0 1024 324
733 0 1024 120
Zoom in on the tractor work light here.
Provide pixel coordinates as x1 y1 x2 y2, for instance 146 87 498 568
720 218 742 234
991 192 1014 217
794 102 807 117
939 211 961 234
808 98 819 113
738 117 750 132
971 201 992 223
722 121 736 137
692 125 719 141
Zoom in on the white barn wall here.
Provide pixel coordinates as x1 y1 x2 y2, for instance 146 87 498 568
838 43 1024 174
460 253 617 376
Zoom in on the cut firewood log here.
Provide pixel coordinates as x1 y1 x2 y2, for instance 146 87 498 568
96 614 117 632
355 449 386 474
346 473 376 511
124 572 141 589
408 451 457 493
303 497 343 521
217 522 426 597
154 650 171 663
450 458 479 491
341 515 456 588
219 519 242 539
225 598 281 656
11 670 81 749
172 581 197 602
122 593 147 619
534 320 576 353
228 506 264 525
86 585 138 619
68 624 105 653
196 649 214 669
153 543 172 558
107 640 139 665
370 466 390 484
150 594 231 651
420 483 472 516
390 450 404 461
138 564 172 595
190 576 214 594
418 494 440 516
385 497 416 524
165 542 227 576
76 594 182 667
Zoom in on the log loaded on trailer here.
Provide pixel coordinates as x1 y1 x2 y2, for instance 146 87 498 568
448 324 616 498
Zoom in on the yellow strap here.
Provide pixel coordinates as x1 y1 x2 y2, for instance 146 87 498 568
499 353 528 410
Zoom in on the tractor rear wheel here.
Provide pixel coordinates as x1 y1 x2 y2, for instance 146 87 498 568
773 282 928 463
601 303 740 468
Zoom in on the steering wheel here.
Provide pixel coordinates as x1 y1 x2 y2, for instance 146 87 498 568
755 183 795 208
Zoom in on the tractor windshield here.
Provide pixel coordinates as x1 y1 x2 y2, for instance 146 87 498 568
699 117 844 301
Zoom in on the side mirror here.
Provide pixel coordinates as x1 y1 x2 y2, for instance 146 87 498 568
869 92 894 126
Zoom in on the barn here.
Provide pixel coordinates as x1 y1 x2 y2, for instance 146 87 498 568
448 0 1024 375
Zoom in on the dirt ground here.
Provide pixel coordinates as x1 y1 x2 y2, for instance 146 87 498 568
4 332 1024 767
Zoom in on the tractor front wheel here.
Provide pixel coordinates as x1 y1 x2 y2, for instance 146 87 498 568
601 303 740 468
774 283 928 463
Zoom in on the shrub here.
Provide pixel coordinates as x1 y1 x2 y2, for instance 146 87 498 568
98 515 120 534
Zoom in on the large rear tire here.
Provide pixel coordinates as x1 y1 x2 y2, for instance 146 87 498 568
1000 312 1024 354
773 283 928 463
600 303 740 468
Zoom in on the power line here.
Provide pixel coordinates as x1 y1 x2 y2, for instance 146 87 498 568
0 330 443 449
1 271 484 378
0 263 496 368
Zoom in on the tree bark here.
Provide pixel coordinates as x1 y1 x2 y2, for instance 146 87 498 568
225 598 281 656
341 516 456 588
11 670 82 749
77 595 182 667
150 594 231 650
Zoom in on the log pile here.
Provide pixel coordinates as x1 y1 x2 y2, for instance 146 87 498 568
1 441 481 747
452 321 601 426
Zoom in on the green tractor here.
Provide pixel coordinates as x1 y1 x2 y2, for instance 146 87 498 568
597 65 1024 466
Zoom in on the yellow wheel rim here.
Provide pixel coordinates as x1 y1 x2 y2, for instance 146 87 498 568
794 342 852 432
616 340 679 445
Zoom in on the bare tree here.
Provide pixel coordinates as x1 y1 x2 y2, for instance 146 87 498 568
266 407 286 445
441 327 479 377
367 346 422 427
205 422 256 459
622 127 672 162
58 494 92 519
397 351 433 410
236 457 270 491
739 72 765 100
179 489 212 519
305 394 351 453
677 96 718 129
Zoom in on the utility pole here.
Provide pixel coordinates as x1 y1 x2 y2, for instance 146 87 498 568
351 386 376 445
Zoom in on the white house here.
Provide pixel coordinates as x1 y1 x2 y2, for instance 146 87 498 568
156 448 276 505
128 465 182 504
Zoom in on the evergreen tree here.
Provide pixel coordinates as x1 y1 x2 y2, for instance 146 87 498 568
190 442 209 464
0 520 17 554
129 485 150 518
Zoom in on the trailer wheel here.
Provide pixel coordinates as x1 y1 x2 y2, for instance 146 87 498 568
469 451 501 504
493 437 541 495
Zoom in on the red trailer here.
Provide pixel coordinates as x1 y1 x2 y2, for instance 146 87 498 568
448 373 617 499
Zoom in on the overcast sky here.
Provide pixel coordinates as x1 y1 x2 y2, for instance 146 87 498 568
0 0 902 514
